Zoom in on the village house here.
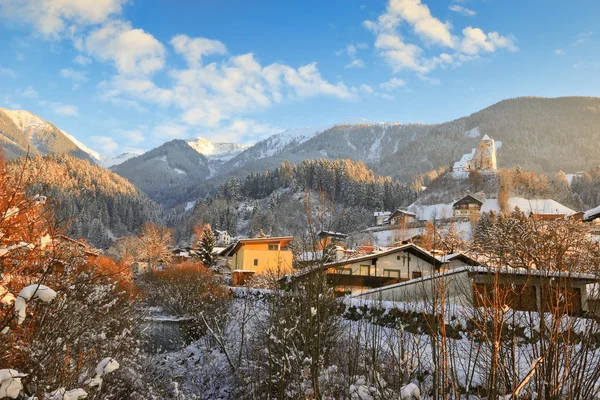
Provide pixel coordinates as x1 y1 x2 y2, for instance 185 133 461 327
317 231 347 247
387 209 417 226
452 194 483 219
226 236 294 284
283 244 445 295
373 211 392 226
215 229 232 247
352 266 598 315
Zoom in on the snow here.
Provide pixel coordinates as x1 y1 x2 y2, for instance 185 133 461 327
0 369 27 399
15 284 57 324
481 197 576 216
407 202 454 220
62 130 102 160
2 109 46 132
174 168 187 175
185 201 196 211
400 383 421 400
584 205 600 221
86 358 120 388
466 126 480 138
98 152 141 168
187 137 248 160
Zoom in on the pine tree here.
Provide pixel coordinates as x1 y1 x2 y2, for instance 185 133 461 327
198 225 217 268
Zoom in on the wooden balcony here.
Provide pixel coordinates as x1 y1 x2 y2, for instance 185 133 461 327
326 273 409 289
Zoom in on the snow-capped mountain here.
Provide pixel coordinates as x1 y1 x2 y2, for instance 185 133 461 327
97 152 141 168
187 137 248 160
62 130 140 168
0 108 96 162
111 139 210 208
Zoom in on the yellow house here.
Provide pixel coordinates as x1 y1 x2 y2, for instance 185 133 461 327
227 236 294 277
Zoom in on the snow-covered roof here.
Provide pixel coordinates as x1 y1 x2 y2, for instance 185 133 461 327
373 211 391 217
481 197 576 216
481 134 492 141
584 205 600 222
351 265 598 298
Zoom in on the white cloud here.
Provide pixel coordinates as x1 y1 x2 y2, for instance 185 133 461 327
387 0 455 48
170 34 227 67
572 31 593 46
103 49 355 128
460 27 517 55
82 20 165 75
554 49 565 55
345 59 365 68
194 119 281 144
39 100 79 116
114 129 145 144
380 77 406 90
0 67 17 78
359 84 374 94
91 135 118 152
21 86 39 98
0 0 125 38
60 68 88 82
73 55 92 65
151 123 189 139
336 42 368 69
449 5 476 17
364 0 517 75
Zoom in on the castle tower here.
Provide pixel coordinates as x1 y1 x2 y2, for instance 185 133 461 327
473 134 497 170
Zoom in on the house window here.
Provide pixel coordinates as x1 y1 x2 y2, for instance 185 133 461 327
336 268 352 275
383 269 400 278
360 265 370 276
253 259 258 266
412 271 422 279
268 244 280 251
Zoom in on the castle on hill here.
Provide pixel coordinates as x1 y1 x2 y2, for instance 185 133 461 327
452 134 497 173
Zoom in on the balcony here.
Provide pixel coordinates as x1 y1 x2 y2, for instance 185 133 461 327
326 273 409 289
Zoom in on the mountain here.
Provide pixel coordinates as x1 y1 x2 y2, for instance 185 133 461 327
187 137 248 160
8 154 161 248
217 120 426 180
216 97 600 185
376 96 600 181
187 137 248 177
97 152 141 168
0 108 96 162
111 139 211 208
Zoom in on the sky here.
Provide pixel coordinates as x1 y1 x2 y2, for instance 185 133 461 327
0 0 599 156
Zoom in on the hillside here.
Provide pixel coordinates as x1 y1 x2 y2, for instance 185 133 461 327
377 96 600 180
111 139 211 208
0 108 96 162
8 154 162 248
209 97 600 186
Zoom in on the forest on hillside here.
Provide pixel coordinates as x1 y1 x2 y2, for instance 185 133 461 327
8 154 162 248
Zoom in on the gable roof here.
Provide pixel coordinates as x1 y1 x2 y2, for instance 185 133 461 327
584 205 600 222
481 134 492 141
389 209 417 219
453 194 483 207
300 243 443 274
226 236 293 256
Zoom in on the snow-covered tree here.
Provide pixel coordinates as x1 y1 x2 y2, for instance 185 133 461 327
197 224 217 268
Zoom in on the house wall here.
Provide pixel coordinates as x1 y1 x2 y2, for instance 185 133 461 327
231 247 293 275
333 250 437 280
356 269 474 306
356 270 593 313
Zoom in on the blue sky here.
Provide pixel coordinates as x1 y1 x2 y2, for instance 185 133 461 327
0 0 599 156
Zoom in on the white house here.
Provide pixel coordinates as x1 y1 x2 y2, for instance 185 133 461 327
215 230 232 247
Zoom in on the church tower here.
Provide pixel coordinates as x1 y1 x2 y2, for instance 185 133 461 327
473 134 497 170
